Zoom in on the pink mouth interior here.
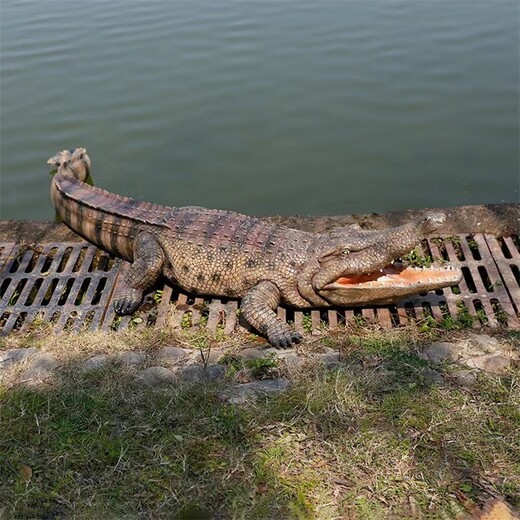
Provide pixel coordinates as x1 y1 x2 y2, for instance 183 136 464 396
335 264 453 286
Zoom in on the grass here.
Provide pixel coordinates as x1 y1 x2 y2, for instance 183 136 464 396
0 326 519 519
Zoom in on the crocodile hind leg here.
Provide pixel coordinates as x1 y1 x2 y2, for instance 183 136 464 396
113 232 164 315
241 281 302 348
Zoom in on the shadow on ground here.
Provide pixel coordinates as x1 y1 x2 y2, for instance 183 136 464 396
1 329 519 519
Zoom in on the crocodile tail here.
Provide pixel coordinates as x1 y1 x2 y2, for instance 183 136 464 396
49 148 172 260
48 148 92 182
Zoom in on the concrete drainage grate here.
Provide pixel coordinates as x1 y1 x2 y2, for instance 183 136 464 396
0 243 118 334
0 234 518 336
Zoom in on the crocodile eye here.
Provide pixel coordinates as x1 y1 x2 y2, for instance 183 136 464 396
342 249 350 256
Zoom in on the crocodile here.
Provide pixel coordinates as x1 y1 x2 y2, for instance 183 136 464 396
49 148 462 347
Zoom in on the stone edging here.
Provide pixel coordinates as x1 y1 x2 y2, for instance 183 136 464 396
1 334 516 402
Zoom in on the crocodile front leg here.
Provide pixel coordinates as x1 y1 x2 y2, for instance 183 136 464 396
241 281 302 348
113 232 164 315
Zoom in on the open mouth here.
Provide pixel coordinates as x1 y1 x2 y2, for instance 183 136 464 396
327 263 462 289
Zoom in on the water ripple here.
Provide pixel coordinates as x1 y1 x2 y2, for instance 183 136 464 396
1 0 518 219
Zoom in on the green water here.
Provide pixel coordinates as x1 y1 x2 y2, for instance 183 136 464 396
1 1 518 220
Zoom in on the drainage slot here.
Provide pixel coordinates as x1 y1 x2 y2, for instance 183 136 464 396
217 310 226 331
41 279 59 306
353 309 363 321
461 266 477 293
496 237 512 259
84 310 96 329
473 299 488 325
335 309 346 326
0 311 11 329
466 235 481 260
58 278 75 306
404 302 416 320
12 312 27 331
510 265 520 287
477 266 494 292
439 301 450 318
74 278 91 305
200 303 211 325
491 299 508 325
110 316 123 332
455 301 472 323
169 286 181 304
72 247 90 272
64 311 78 331
448 236 465 261
91 278 107 305
320 310 329 326
146 313 157 327
25 279 43 305
181 311 193 329
432 238 449 261
24 249 41 273
388 305 400 327
8 247 30 273
420 239 433 261
451 283 461 295
422 302 433 318
300 310 312 332
511 235 520 254
89 250 113 272
8 279 27 305
285 308 295 326
40 247 58 273
57 247 73 272
0 278 12 299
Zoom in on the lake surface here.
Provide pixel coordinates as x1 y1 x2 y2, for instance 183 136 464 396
1 0 518 221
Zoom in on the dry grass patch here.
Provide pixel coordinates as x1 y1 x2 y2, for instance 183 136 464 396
0 327 519 518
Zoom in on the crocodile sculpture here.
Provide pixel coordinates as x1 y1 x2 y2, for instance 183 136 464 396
49 148 462 347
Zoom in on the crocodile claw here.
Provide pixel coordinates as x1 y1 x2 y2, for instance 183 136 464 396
113 288 143 316
267 327 303 349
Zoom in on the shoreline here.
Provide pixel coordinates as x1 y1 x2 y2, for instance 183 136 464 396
1 202 518 244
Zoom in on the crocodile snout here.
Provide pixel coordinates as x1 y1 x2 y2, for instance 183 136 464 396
420 211 446 233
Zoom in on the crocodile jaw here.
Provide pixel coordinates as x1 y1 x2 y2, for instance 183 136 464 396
318 263 463 306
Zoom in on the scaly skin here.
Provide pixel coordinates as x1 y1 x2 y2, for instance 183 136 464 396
49 148 462 347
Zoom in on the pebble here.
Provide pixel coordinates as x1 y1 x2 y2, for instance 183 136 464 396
420 342 459 363
205 364 227 380
19 353 60 385
236 347 270 360
82 354 111 371
81 351 146 372
0 348 38 371
200 348 224 365
262 347 298 359
219 378 290 405
134 366 177 387
177 363 226 382
115 351 146 366
178 365 207 382
321 352 340 365
283 354 306 370
453 369 479 387
421 367 445 387
460 334 499 355
154 346 192 366
465 354 510 374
